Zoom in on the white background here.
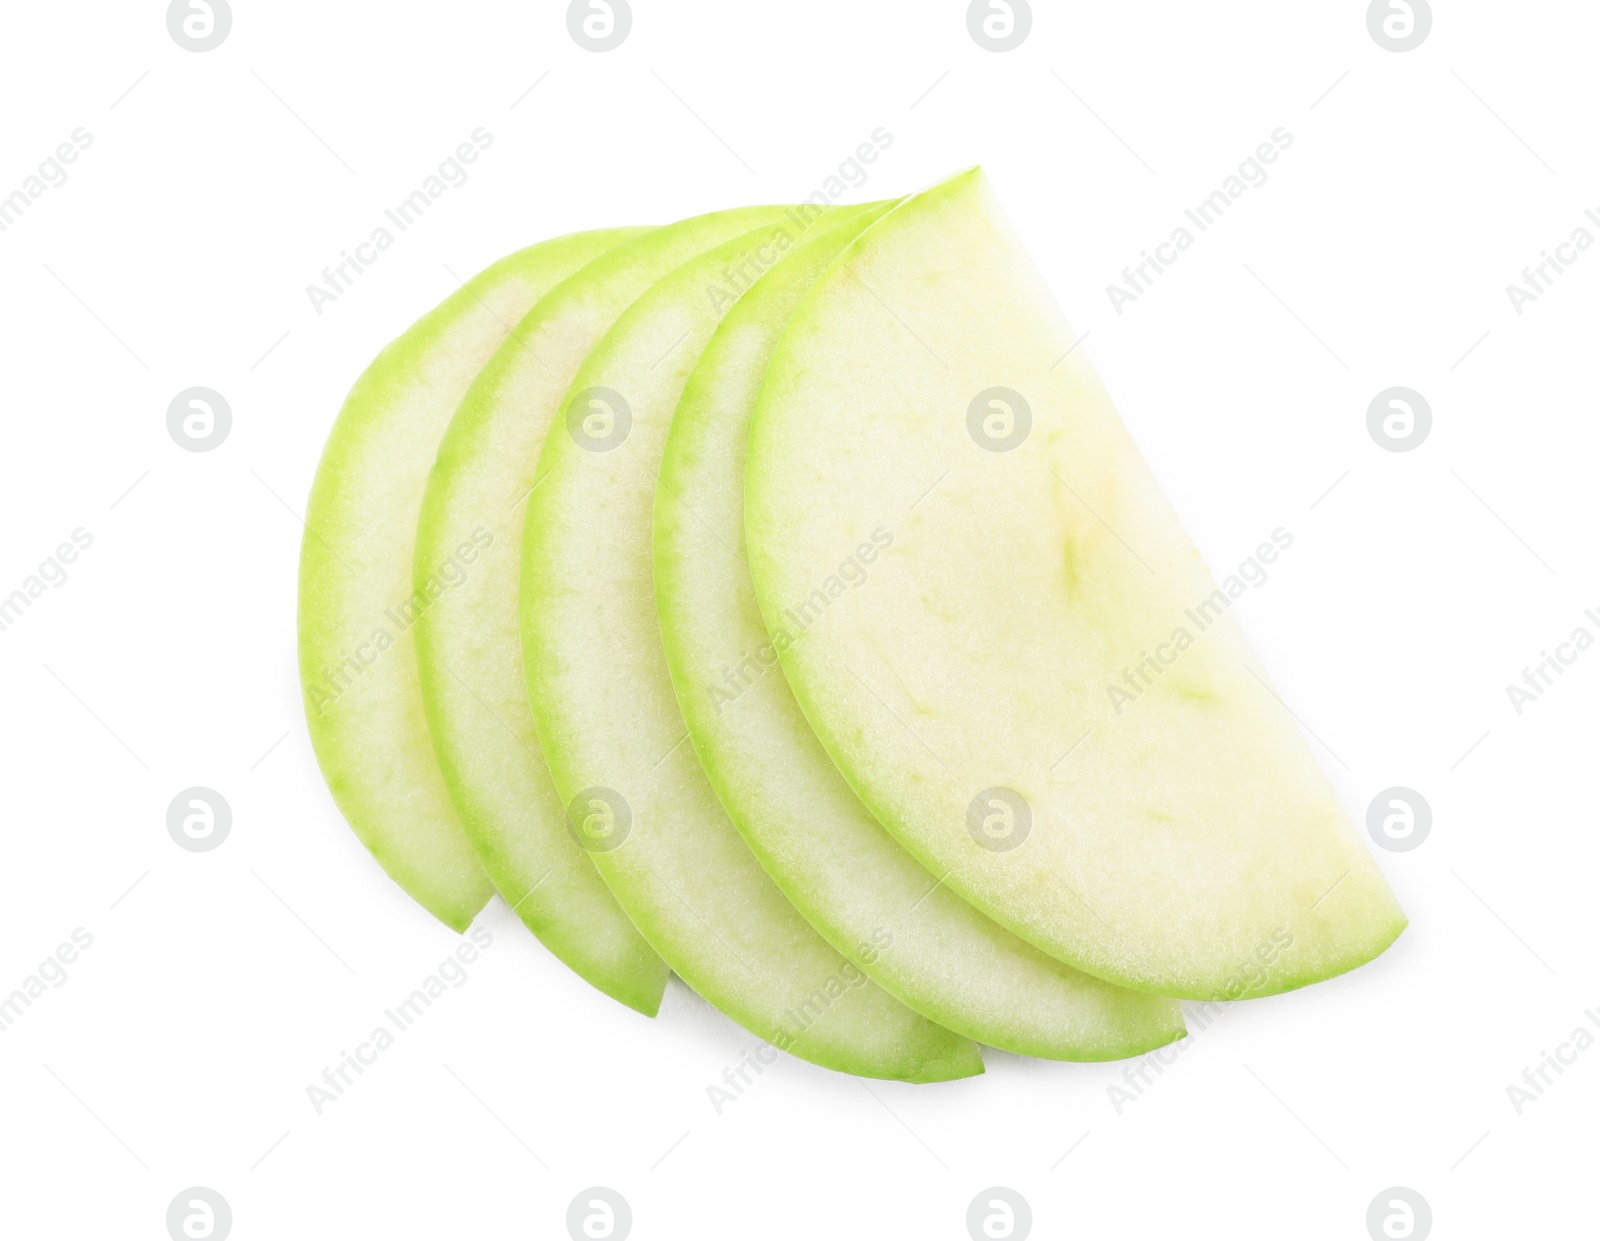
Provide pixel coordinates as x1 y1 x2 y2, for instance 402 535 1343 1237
0 1 1594 1238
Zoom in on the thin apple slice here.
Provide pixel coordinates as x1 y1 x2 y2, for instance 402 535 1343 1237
746 169 1406 999
523 208 983 1081
654 210 1186 1058
415 209 809 1014
300 230 639 930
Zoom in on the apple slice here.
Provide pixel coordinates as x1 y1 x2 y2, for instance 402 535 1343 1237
522 207 982 1081
654 209 1186 1058
745 170 1406 999
300 229 640 930
414 209 813 1014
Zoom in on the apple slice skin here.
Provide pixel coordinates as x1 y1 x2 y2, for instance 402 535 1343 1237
300 230 635 931
746 170 1406 1000
654 208 1186 1059
415 211 814 1015
522 208 983 1082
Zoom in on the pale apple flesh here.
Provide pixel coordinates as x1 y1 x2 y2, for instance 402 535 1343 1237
300 230 636 930
745 170 1405 999
653 208 1186 1058
415 210 830 1015
522 207 984 1081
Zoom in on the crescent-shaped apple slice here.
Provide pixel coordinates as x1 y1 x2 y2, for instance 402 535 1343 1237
745 169 1405 999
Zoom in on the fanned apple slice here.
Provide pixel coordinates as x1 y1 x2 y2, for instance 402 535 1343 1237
300 230 638 930
522 208 982 1081
654 208 1185 1058
415 209 807 1015
745 169 1406 999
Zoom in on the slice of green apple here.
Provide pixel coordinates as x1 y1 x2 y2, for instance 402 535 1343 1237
654 209 1186 1058
300 229 639 930
414 209 813 1014
745 169 1406 1000
522 208 982 1081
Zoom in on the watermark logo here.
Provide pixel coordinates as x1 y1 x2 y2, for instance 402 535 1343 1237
568 0 631 52
1507 208 1600 316
706 225 798 311
167 788 231 853
567 1187 631 1239
967 388 1031 452
966 1187 1032 1239
967 788 1031 852
0 128 94 235
774 956 874 1043
793 129 896 215
306 130 495 316
0 928 94 1035
567 387 632 452
306 927 495 1114
0 527 94 636
1106 528 1294 715
304 530 494 714
168 388 232 452
706 1040 782 1114
1366 787 1430 853
166 1188 231 1240
708 528 893 714
566 787 631 852
1108 129 1294 314
1505 608 1599 715
1106 929 1295 1113
1506 1006 1600 1114
967 1 1031 53
1366 1 1431 53
1366 1187 1431 1239
1106 1000 1221 1114
167 1 231 52
706 934 893 1112
1366 387 1430 452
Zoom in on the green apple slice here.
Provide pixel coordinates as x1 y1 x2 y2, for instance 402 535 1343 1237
522 208 983 1081
654 211 1186 1058
300 229 638 930
745 169 1406 1000
414 209 815 1014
